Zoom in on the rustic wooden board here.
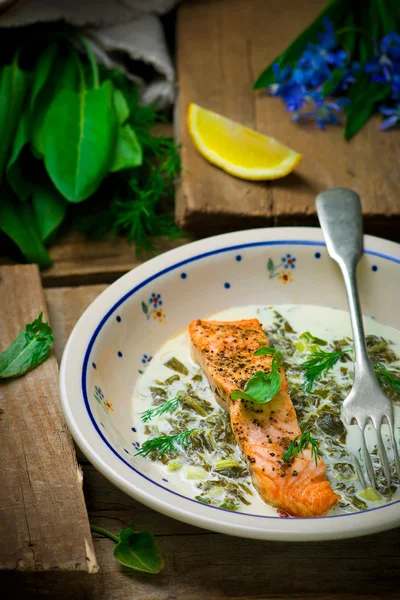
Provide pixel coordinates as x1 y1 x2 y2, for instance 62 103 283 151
40 231 190 288
28 283 399 599
176 0 400 241
0 266 97 573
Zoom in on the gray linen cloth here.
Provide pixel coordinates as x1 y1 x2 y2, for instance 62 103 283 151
0 0 180 108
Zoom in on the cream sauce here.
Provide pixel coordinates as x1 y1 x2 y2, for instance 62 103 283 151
132 304 400 516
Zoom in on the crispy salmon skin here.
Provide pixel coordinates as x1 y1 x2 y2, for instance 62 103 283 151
189 318 340 518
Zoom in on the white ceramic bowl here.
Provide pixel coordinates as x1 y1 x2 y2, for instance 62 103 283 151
60 227 400 541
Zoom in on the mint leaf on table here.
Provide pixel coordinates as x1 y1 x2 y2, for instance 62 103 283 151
0 312 54 379
91 525 164 574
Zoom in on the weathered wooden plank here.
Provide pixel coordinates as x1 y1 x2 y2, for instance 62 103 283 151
0 266 97 573
176 0 400 241
40 231 189 288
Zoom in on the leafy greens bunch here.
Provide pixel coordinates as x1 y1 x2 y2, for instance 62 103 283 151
253 0 400 138
0 29 180 268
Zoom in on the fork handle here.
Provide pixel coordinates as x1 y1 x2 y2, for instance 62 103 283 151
316 188 373 381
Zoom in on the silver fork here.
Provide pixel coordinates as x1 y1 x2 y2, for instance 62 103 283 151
316 187 400 489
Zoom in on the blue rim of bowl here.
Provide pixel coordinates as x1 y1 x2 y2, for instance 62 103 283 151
81 240 400 520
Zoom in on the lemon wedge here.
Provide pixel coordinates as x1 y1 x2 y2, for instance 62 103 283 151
188 103 302 180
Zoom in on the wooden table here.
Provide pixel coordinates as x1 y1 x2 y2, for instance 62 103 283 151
1 229 399 599
2 0 400 595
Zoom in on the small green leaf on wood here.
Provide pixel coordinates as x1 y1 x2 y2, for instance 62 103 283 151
114 528 164 574
91 525 164 574
0 312 54 379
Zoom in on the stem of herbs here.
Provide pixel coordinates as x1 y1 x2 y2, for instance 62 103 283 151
90 525 119 544
78 32 100 89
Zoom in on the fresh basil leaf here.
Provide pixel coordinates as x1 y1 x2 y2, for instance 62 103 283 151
0 60 31 182
252 0 346 89
0 312 54 379
231 389 255 402
42 80 118 202
110 124 143 172
231 367 281 404
114 528 164 574
114 89 130 124
245 368 281 403
254 346 275 356
30 43 59 113
0 187 52 267
31 55 77 158
32 181 67 242
254 346 284 366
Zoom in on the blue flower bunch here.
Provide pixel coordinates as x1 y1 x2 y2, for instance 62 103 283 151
266 20 351 130
253 1 400 138
366 33 400 129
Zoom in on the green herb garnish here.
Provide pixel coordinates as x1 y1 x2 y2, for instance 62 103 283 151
231 347 282 403
254 346 284 365
300 331 328 346
231 366 281 404
164 357 189 376
283 431 323 466
140 397 179 423
0 312 54 378
91 525 164 574
374 362 400 394
301 349 350 391
135 429 195 458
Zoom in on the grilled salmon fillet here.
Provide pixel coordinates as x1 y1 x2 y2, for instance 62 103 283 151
189 318 340 518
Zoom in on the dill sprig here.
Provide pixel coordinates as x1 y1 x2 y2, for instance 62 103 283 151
301 349 350 391
135 429 196 458
374 362 400 394
283 431 323 466
140 397 179 423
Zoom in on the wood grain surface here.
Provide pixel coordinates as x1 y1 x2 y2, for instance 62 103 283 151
41 231 190 288
176 0 400 240
4 283 394 598
0 266 97 573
